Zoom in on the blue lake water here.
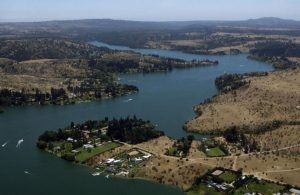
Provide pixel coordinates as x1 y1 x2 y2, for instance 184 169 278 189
0 41 273 195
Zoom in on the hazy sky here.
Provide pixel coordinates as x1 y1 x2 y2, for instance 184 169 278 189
1 0 300 22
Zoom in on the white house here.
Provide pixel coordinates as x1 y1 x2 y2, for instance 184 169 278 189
83 144 94 149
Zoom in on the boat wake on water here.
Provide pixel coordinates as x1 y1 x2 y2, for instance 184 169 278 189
16 139 24 148
123 98 133 103
2 141 8 147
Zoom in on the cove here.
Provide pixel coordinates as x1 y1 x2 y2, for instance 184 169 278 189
0 42 273 195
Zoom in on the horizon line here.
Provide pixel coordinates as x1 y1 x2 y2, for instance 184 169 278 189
0 16 299 24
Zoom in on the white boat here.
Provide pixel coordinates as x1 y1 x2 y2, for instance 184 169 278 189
24 171 30 174
92 172 100 176
105 175 109 179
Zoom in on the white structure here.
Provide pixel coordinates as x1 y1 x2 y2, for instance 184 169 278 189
113 159 121 163
133 157 142 162
143 154 152 159
67 137 74 142
106 158 115 164
83 144 94 149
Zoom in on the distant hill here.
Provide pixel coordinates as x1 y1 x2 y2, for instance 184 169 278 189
1 17 300 47
1 17 300 32
232 17 300 29
180 17 300 30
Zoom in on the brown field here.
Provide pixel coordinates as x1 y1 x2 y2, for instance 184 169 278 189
0 58 89 93
16 59 89 78
260 169 300 187
186 69 300 133
236 146 300 185
236 147 300 173
187 140 206 159
136 155 212 190
250 125 300 151
135 136 175 155
0 73 67 92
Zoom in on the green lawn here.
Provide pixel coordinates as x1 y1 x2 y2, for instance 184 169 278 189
186 183 223 195
166 146 179 156
234 180 285 195
75 142 121 163
218 171 238 183
202 139 216 147
206 146 226 157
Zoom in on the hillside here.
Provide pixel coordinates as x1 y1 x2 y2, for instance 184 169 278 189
186 69 300 133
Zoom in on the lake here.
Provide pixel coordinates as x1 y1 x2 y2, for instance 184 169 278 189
0 42 273 195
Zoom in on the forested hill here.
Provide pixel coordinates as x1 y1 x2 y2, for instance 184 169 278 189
1 17 300 39
0 39 110 61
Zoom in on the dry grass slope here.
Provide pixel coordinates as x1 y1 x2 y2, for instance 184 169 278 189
186 69 300 133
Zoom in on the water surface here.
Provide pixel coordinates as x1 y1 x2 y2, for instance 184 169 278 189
0 42 273 195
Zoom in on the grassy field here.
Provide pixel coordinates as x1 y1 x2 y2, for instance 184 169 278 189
202 139 215 147
234 180 285 195
75 142 121 163
206 147 226 157
186 183 223 195
218 171 238 183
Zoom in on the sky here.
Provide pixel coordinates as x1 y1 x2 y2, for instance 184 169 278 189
0 0 300 22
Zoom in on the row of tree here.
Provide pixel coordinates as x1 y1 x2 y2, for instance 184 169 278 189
107 117 164 144
37 116 164 150
0 88 67 106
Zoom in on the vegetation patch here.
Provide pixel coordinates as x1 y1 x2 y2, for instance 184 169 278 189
234 179 286 195
200 139 228 157
218 171 238 184
206 147 226 157
165 135 194 157
187 183 223 195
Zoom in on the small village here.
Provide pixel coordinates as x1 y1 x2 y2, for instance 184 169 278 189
93 148 152 177
187 168 300 195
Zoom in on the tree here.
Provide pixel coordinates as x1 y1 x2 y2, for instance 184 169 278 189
36 140 47 149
